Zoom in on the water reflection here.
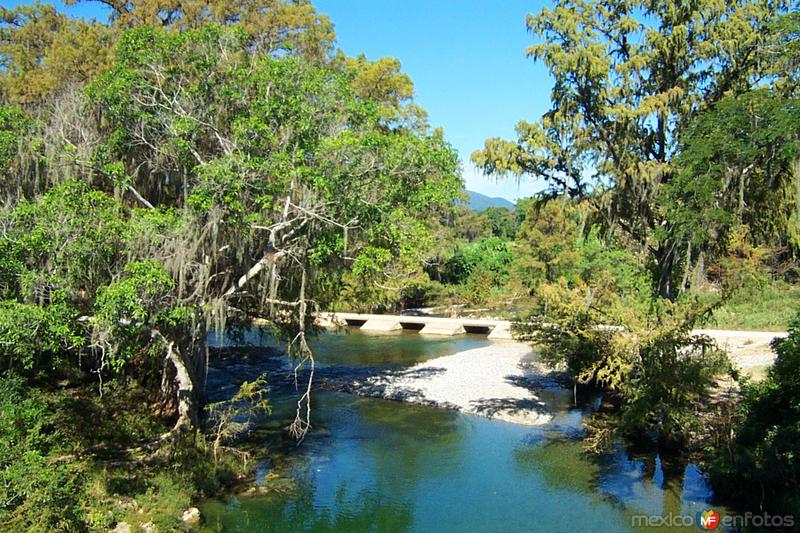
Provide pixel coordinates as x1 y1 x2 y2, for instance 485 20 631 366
202 488 414 533
209 328 494 368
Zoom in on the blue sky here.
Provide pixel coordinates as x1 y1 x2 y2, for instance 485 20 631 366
314 1 554 202
4 0 555 202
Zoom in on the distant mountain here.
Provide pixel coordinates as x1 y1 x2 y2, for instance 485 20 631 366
464 190 515 212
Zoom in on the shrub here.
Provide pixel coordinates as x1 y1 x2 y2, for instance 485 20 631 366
709 313 800 516
442 237 513 286
0 377 86 532
515 287 731 449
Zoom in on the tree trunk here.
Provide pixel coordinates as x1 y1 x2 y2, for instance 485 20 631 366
680 241 692 294
152 330 199 433
655 244 677 300
165 340 198 431
794 158 800 232
739 169 745 224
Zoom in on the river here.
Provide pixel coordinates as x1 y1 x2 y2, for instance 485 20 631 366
199 330 726 532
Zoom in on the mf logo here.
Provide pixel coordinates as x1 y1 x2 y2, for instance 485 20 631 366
697 510 720 530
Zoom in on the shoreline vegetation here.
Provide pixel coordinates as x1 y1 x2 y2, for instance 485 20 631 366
2 0 800 530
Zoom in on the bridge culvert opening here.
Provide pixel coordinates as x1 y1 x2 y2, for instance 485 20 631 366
463 325 492 335
399 322 425 331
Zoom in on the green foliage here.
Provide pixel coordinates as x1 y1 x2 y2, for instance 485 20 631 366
667 90 800 261
0 106 28 177
462 267 497 306
0 378 86 532
85 24 460 322
0 298 81 373
0 376 248 532
338 52 423 127
515 285 731 448
443 237 514 286
575 231 653 311
709 313 800 515
474 0 791 298
515 280 618 387
511 198 652 312
619 303 731 446
0 3 114 105
512 200 582 289
8 180 125 301
93 261 188 371
207 375 270 465
707 280 800 331
399 279 455 309
0 3 464 530
74 0 335 64
481 207 518 239
136 474 193 532
94 261 175 324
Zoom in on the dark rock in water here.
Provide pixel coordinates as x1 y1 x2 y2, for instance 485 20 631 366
206 344 392 405
210 345 283 364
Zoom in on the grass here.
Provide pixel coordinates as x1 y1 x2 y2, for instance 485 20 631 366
705 280 800 332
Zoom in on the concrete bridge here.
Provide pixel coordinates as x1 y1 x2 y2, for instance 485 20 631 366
317 312 514 339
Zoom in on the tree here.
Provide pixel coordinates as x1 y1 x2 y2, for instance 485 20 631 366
69 0 335 62
514 285 730 448
1 1 337 106
481 206 518 239
337 52 428 129
442 237 514 286
0 4 114 105
513 199 582 289
473 0 789 298
2 25 460 440
665 89 800 285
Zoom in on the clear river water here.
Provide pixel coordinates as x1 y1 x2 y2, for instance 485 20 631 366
199 330 727 533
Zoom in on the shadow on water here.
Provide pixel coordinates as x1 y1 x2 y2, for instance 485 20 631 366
202 391 466 533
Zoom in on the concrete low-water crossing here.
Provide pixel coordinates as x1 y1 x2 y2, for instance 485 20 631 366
316 312 514 338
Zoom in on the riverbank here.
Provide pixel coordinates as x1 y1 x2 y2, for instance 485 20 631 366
700 328 784 378
355 341 555 425
349 328 783 426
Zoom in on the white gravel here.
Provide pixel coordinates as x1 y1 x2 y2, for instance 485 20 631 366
362 341 553 426
357 329 786 426
701 329 786 371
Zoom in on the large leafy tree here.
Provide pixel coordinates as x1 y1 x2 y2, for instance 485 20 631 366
665 89 800 287
69 0 335 61
1 25 460 439
473 0 789 298
0 4 114 105
1 0 420 112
